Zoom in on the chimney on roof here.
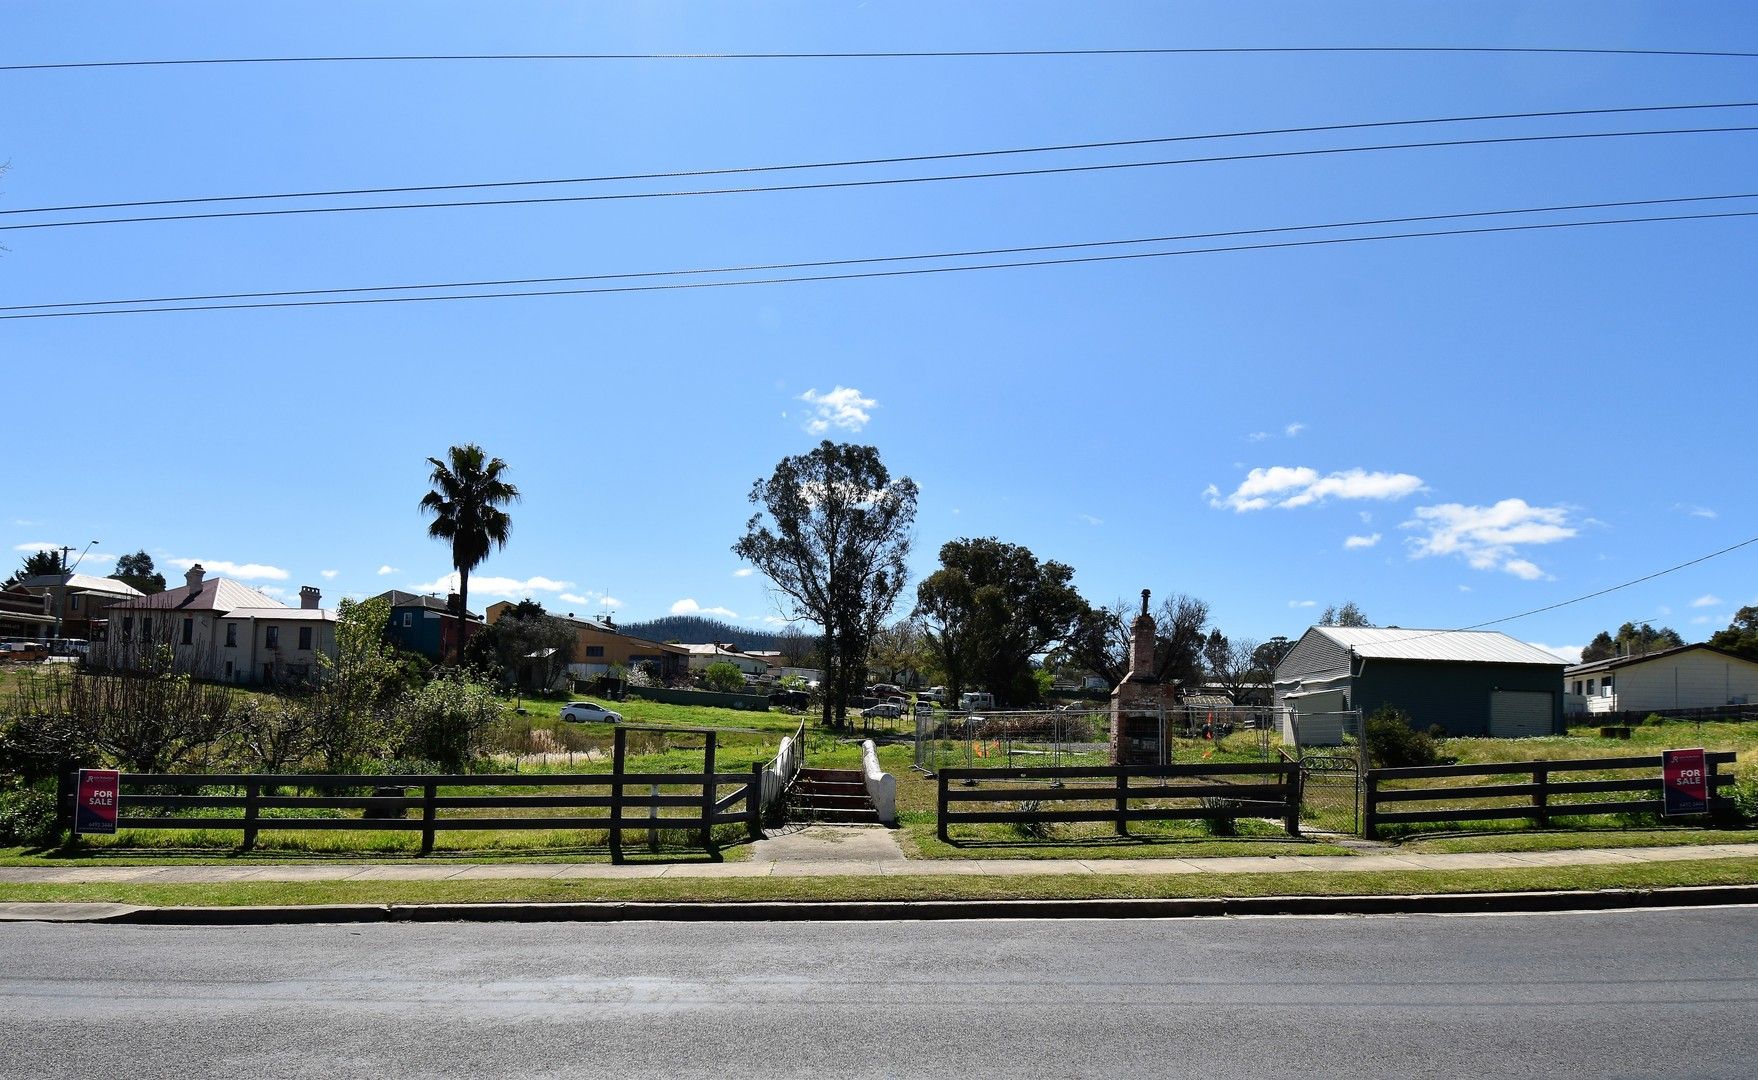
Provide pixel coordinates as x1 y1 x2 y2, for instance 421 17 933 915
184 563 205 593
447 592 463 617
299 585 320 610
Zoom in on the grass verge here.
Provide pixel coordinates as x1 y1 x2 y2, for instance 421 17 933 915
1 857 1753 907
1393 827 1758 854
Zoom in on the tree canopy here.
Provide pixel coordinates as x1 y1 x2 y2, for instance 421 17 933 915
1581 622 1686 663
111 550 166 594
1066 592 1211 690
1708 606 1758 663
4 549 65 587
915 538 1086 705
1319 601 1373 628
732 441 918 727
419 444 520 664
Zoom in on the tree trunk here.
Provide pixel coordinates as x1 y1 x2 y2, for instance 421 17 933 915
456 566 470 666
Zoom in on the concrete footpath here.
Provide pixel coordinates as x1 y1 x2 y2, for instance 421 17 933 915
1 838 1754 885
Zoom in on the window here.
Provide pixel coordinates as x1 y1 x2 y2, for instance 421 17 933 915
266 626 280 649
1587 678 1595 695
298 626 312 651
585 645 605 658
1602 675 1614 697
70 594 80 611
181 617 194 645
141 617 152 642
402 612 412 628
224 660 233 680
225 623 237 648
121 616 133 640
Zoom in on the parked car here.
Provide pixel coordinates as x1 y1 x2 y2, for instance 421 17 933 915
925 686 948 705
560 701 623 724
913 701 934 718
861 702 903 720
958 692 995 711
769 689 811 710
870 683 904 697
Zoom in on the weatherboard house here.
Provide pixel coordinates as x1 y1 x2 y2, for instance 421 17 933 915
1564 643 1758 716
1272 626 1568 743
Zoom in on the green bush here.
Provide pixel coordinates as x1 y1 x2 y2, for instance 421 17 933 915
0 779 63 848
1364 706 1443 769
702 662 746 694
1731 758 1758 821
393 672 502 770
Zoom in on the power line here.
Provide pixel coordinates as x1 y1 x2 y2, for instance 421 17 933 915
6 192 1752 313
5 206 1751 321
8 46 1758 72
7 124 1755 233
7 101 1753 217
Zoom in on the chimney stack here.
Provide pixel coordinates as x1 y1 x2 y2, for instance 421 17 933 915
184 563 206 593
299 585 321 610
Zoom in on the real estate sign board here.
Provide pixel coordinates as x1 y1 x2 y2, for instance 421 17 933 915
1661 748 1709 817
75 768 120 835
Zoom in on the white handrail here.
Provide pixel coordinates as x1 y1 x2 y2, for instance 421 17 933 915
860 739 896 824
760 718 807 810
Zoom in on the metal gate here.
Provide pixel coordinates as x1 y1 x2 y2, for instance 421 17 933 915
1286 710 1364 835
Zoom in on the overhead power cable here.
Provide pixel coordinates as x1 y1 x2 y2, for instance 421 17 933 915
6 100 1753 218
6 124 1756 233
4 206 1752 321
8 46 1758 72
5 192 1752 313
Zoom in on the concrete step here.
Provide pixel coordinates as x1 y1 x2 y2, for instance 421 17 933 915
798 767 864 782
801 808 882 824
795 780 869 798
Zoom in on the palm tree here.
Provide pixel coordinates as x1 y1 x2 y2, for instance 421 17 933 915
419 444 520 663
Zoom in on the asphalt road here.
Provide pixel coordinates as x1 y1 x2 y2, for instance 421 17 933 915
2 908 1755 1078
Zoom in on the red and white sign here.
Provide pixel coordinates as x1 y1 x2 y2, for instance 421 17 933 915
1661 748 1709 817
75 769 120 835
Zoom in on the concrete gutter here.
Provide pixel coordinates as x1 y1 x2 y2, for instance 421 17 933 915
3 885 1754 925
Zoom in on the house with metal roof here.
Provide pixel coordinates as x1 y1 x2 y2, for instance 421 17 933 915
13 571 144 639
1273 626 1569 742
374 589 483 662
1564 643 1758 717
101 564 336 685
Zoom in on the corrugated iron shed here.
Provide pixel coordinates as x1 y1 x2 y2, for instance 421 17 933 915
1312 626 1567 666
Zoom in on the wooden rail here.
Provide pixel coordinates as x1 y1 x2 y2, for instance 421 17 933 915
1363 751 1739 839
60 768 760 861
936 762 1301 841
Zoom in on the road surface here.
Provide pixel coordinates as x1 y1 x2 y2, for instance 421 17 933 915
3 908 1754 1078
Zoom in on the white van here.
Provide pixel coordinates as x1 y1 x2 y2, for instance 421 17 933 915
958 692 994 711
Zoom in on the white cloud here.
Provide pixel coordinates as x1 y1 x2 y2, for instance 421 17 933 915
1207 466 1425 512
1528 642 1583 665
599 596 623 609
671 597 739 618
733 567 755 578
13 519 42 526
1079 513 1104 526
1288 599 1317 608
797 386 877 434
1246 431 1271 442
1458 584 1472 592
762 616 788 626
1344 533 1382 550
1401 499 1576 580
1674 503 1718 519
559 593 595 605
170 557 289 581
260 586 289 599
377 565 399 576
1691 615 1715 626
320 569 339 580
406 572 575 598
1285 422 1306 437
1692 594 1723 608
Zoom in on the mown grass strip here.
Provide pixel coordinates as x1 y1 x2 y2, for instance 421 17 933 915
2 856 1754 907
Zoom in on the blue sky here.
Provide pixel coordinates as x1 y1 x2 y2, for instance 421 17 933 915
5 2 1756 663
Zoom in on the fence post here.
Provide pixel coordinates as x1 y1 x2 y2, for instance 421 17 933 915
55 767 76 837
1362 771 1378 840
420 781 437 855
242 780 260 851
1284 760 1302 837
936 772 949 842
700 730 717 848
1707 755 1730 822
1533 767 1549 828
1115 771 1129 837
748 761 764 840
609 725 626 863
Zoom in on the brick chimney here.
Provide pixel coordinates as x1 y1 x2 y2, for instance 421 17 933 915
299 586 321 610
184 563 206 593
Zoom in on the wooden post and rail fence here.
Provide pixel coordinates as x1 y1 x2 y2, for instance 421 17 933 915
1362 750 1739 839
936 761 1303 842
54 725 762 862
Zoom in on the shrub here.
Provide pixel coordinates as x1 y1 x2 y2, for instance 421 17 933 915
393 672 502 770
1731 758 1758 821
0 779 62 848
1364 706 1442 769
702 662 746 694
1012 799 1052 839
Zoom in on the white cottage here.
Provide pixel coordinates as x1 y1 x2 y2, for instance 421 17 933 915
1564 643 1758 716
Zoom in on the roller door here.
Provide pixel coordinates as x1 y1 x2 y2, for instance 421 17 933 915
1489 690 1553 738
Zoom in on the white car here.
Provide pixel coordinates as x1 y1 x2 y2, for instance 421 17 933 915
560 701 623 724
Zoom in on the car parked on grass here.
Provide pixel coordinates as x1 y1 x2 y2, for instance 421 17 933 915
560 701 623 724
861 702 903 720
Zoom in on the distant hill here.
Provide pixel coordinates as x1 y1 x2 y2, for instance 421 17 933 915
618 615 785 652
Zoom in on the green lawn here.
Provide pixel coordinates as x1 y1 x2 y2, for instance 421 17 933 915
1 855 1752 907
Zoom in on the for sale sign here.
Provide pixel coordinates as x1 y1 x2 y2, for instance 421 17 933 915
1662 748 1709 817
75 769 120 835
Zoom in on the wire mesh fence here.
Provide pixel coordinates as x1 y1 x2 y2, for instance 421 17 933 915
1286 710 1365 835
913 705 1287 775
